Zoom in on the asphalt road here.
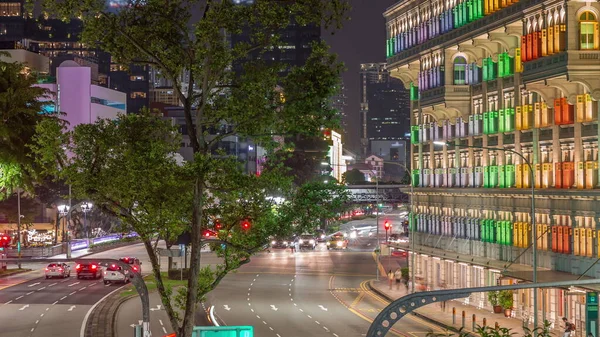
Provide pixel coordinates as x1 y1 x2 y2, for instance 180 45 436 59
207 239 446 337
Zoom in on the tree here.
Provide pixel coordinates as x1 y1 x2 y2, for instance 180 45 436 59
0 54 62 199
0 191 40 228
35 1 349 336
343 168 366 185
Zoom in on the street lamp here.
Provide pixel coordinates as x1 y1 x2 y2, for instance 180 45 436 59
81 202 93 241
434 140 538 330
57 204 70 243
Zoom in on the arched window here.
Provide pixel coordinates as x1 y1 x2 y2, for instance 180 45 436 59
579 11 598 50
453 56 467 85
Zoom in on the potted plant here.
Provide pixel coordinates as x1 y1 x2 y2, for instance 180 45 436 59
499 290 514 317
487 291 503 314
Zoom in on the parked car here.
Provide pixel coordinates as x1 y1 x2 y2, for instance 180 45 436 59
45 262 71 279
75 262 103 279
297 235 317 250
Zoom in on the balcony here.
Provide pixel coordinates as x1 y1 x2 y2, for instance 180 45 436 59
419 85 471 108
522 50 600 83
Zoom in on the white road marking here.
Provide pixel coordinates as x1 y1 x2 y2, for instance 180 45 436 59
31 328 35 332
324 326 330 331
79 287 87 291
318 305 328 311
250 309 254 312
315 321 320 325
4 300 12 304
262 321 267 325
60 296 67 300
16 296 23 300
247 298 250 301
269 327 274 331
28 282 41 287
19 304 29 311
250 283 253 286
223 305 231 311
256 274 259 277
150 305 162 311
38 287 46 291
293 303 297 306
248 288 251 291
270 305 278 311
333 334 339 337
253 279 256 282
159 320 164 326
277 334 282 337
68 306 76 311
162 327 167 334
40 314 44 317
35 320 39 324
256 315 260 319
69 291 76 295
52 301 58 305
48 283 57 287
46 308 50 311
299 309 304 312
307 315 312 319
68 282 80 287
247 303 250 306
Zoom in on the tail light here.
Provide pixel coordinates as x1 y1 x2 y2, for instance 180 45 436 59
91 265 97 270
76 264 81 270
58 268 63 271
133 266 138 272
45 268 49 271
111 264 116 269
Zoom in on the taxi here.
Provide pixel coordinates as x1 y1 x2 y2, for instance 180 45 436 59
326 233 348 250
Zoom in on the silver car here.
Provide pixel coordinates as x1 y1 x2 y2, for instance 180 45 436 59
103 264 130 285
45 263 71 279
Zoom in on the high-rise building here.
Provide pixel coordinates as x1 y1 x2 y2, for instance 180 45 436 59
360 62 410 158
386 0 600 333
0 1 149 114
330 79 349 138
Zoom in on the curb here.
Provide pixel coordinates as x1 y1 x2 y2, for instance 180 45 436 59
0 269 33 279
85 285 136 337
366 280 461 333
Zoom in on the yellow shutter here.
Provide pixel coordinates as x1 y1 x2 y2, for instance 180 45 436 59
594 22 599 50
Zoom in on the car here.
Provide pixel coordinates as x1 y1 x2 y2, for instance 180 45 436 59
297 235 316 250
315 230 327 242
119 257 142 273
45 262 71 279
75 262 103 279
103 264 131 285
388 234 409 244
391 249 408 257
326 234 348 250
270 237 291 249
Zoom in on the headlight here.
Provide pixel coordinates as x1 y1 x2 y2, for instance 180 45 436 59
271 240 276 245
343 233 347 237
299 240 304 244
320 234 325 239
283 241 288 245
326 242 331 246
336 241 343 247
309 240 315 244
349 231 357 239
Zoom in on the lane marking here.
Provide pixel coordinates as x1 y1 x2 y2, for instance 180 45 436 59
26 291 34 295
46 308 49 311
31 328 35 332
79 287 87 291
28 282 41 287
162 327 167 334
307 315 312 319
159 320 164 326
48 283 58 287
299 309 303 312
19 304 29 311
40 314 44 317
16 296 24 300
68 306 76 311
269 327 274 331
68 282 80 287
38 287 46 291
262 321 267 325
315 321 320 325
69 291 77 296
60 296 67 300
5 300 12 304
250 309 254 312
52 301 58 305
256 315 260 319
35 320 39 324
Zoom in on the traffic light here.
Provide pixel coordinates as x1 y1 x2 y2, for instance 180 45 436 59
241 220 251 231
384 221 391 231
214 220 222 230
202 229 217 238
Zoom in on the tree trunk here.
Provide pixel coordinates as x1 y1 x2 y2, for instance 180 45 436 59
179 179 204 337
142 238 181 333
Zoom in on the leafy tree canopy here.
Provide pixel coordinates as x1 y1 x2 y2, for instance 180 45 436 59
343 168 366 185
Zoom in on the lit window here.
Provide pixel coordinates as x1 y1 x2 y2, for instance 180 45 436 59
453 56 467 85
130 75 145 81
130 92 147 99
579 11 598 50
0 3 21 17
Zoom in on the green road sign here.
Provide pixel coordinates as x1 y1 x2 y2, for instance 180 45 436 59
192 326 254 337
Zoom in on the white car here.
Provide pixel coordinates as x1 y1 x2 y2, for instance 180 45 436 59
103 264 130 284
45 263 71 279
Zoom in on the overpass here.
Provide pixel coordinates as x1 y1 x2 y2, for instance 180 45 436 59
346 184 410 204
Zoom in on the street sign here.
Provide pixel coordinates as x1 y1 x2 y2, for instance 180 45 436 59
587 292 598 337
191 326 253 337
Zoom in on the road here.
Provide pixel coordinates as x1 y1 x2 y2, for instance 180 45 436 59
206 235 445 337
0 242 189 337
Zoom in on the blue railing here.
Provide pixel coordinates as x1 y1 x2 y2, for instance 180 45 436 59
70 232 139 251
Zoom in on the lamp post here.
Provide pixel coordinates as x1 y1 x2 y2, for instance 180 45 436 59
81 202 93 242
373 167 380 281
435 140 538 331
16 188 22 269
57 204 70 244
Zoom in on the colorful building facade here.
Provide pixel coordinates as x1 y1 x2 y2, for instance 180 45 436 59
385 0 600 334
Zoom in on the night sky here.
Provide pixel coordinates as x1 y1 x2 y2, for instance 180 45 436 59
323 0 398 154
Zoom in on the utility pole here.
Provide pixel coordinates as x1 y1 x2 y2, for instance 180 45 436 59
17 188 22 269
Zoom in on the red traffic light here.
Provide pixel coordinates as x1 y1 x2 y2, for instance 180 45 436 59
214 221 222 230
0 235 10 247
202 229 217 238
384 221 391 230
241 220 251 231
